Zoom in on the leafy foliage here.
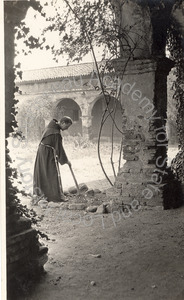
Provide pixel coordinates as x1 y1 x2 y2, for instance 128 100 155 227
167 17 184 149
20 94 53 120
167 14 184 182
162 166 184 209
6 147 49 239
15 0 119 64
14 0 184 188
171 150 184 183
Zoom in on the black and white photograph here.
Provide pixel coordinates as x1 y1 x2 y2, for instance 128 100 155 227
2 0 184 299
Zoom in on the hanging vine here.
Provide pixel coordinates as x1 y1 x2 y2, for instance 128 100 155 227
13 0 184 187
5 0 49 239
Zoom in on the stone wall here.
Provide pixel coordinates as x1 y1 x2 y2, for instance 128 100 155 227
112 57 175 207
16 76 123 141
13 0 184 211
16 64 178 146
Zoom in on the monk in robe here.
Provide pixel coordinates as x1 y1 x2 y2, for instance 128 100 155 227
33 116 73 202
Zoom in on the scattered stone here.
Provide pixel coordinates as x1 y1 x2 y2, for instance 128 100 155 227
56 276 61 281
68 183 88 194
151 285 157 289
86 189 95 197
90 281 96 286
122 204 132 213
59 202 69 210
89 254 101 258
79 183 88 193
68 186 77 194
86 206 97 213
96 204 106 214
64 190 70 196
72 194 87 203
104 204 111 213
68 203 87 210
48 202 61 208
94 189 101 195
106 200 123 213
38 200 48 209
106 187 121 198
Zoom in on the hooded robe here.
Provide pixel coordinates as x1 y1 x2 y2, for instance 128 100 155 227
33 119 68 202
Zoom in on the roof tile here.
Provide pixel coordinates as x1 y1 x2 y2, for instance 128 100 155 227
17 62 99 82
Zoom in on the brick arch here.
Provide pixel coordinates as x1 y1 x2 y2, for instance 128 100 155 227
53 98 82 136
91 95 123 141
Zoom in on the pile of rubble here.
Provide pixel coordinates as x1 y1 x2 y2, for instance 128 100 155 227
34 183 125 214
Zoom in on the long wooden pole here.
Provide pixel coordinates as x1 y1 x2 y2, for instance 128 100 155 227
68 165 80 193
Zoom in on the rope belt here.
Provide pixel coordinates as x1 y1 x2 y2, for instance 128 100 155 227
40 142 55 150
39 142 63 194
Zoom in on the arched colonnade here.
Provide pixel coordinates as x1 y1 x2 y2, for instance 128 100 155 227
17 88 123 141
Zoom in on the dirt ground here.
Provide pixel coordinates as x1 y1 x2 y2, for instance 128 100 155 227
18 199 184 300
8 139 184 300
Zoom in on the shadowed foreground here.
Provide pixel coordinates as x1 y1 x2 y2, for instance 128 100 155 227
16 202 184 300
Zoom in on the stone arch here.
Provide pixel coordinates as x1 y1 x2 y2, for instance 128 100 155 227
91 95 123 141
53 98 82 136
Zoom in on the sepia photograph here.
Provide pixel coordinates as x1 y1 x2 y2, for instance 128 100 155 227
2 0 184 299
